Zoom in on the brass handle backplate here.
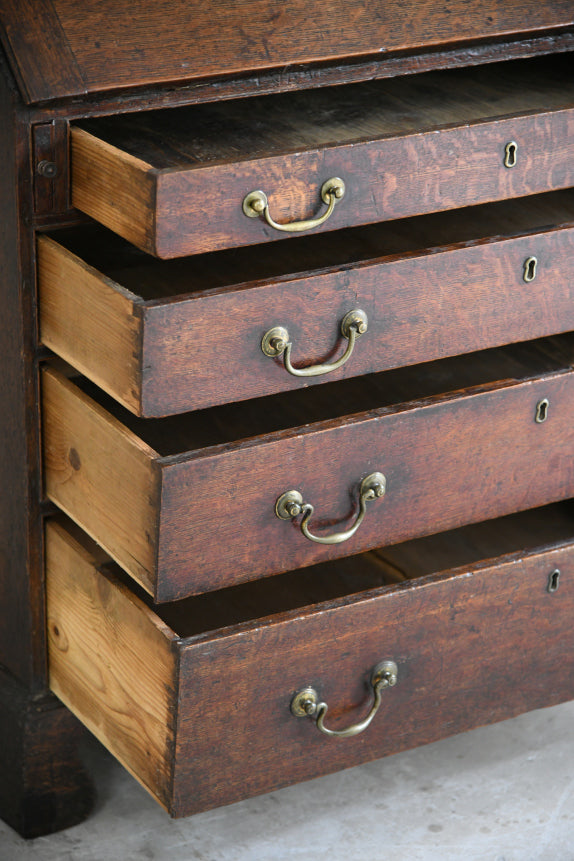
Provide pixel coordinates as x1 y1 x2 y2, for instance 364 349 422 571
276 471 386 545
262 309 368 378
243 177 346 233
291 660 398 739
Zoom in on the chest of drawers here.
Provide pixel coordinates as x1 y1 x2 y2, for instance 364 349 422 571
1 0 574 839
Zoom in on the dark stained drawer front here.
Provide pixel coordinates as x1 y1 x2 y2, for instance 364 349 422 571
38 192 574 417
42 337 574 601
46 504 574 817
71 54 574 258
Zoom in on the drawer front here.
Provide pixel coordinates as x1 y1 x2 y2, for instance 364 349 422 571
42 357 574 601
38 215 574 417
46 518 574 818
70 55 574 258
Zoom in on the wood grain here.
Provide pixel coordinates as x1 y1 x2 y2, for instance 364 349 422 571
157 366 574 599
71 129 156 254
0 0 85 103
41 368 160 593
71 55 574 257
38 235 144 414
42 339 574 601
22 31 574 124
46 520 177 809
45 512 574 817
2 0 573 103
0 51 50 685
41 191 574 416
173 537 574 816
82 56 574 170
0 50 96 838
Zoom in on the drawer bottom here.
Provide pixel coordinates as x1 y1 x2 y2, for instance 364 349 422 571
46 503 574 817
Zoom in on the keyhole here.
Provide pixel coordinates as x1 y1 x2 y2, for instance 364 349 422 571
523 256 537 283
504 141 518 168
535 398 549 423
547 569 560 593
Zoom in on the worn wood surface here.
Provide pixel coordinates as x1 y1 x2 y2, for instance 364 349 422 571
33 120 70 215
45 511 574 817
0 51 97 840
71 54 574 257
41 191 574 415
0 0 85 103
80 56 574 170
38 235 144 413
1 0 572 104
42 338 574 601
41 368 160 595
71 130 156 253
46 520 177 810
139 501 574 638
0 666 95 838
173 536 574 816
0 54 49 685
21 32 574 125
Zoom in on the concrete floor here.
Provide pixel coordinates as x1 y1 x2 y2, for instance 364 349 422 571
2 700 574 860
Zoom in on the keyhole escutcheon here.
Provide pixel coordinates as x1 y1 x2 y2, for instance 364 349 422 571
523 256 537 283
547 569 561 593
535 398 549 423
504 141 518 168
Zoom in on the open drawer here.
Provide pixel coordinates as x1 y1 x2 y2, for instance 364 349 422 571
70 53 574 258
42 336 574 601
46 503 574 817
38 191 574 417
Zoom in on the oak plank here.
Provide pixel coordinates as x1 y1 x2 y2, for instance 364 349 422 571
6 0 573 102
46 520 177 808
70 129 157 254
0 0 85 103
38 236 144 414
41 367 160 593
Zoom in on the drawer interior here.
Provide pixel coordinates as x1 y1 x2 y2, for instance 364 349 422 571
69 334 574 457
44 189 574 303
74 53 573 171
124 501 574 639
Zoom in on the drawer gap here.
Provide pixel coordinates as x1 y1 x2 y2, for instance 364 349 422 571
73 54 573 172
92 499 574 640
62 334 574 457
43 189 574 303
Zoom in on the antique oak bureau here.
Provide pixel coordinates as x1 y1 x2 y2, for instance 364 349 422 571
1 0 574 839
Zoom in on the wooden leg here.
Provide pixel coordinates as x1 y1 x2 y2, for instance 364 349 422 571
0 668 95 838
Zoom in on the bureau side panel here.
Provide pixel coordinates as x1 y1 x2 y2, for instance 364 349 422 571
172 543 574 817
0 56 40 684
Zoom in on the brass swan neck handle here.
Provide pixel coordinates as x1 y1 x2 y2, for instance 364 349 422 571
275 472 386 545
243 177 346 233
291 661 399 739
262 310 368 378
